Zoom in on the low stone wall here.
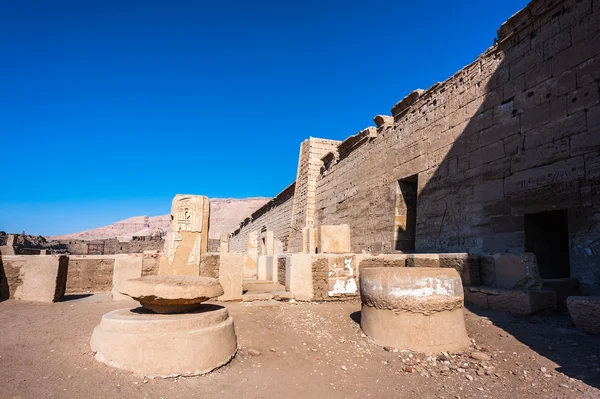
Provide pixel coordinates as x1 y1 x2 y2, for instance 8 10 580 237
66 255 116 294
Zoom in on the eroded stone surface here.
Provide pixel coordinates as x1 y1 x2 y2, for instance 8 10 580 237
120 276 224 313
360 267 465 315
359 267 469 352
567 296 600 335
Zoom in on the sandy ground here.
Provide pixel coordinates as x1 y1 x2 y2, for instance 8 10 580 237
0 295 599 399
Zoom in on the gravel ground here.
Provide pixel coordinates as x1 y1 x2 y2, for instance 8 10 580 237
0 295 599 399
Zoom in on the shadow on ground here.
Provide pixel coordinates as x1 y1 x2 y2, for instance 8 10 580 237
61 294 94 302
465 303 600 390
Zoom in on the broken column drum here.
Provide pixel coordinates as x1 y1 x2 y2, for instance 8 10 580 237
90 275 238 377
359 267 470 353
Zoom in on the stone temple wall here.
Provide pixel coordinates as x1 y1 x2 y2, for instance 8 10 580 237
225 0 600 294
229 183 296 253
314 0 600 294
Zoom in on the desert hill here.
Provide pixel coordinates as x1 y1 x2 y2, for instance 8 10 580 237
49 197 270 241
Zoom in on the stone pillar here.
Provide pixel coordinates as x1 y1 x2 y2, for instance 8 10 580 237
112 254 143 301
244 231 258 279
159 194 210 276
286 254 314 301
219 233 230 253
218 253 243 301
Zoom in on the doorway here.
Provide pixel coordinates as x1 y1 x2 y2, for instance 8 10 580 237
394 175 418 251
524 209 570 279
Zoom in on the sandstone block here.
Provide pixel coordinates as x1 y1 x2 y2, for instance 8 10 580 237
439 253 481 286
470 286 557 315
286 254 313 301
0 255 68 303
567 296 600 334
318 225 351 254
111 254 143 301
406 254 440 268
480 253 543 290
218 252 243 301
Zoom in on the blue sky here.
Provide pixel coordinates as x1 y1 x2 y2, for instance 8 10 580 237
0 0 529 236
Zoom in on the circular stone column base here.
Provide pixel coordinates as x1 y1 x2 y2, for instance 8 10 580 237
360 267 470 353
90 305 237 377
361 306 470 353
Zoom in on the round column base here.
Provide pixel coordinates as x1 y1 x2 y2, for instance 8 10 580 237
90 304 237 377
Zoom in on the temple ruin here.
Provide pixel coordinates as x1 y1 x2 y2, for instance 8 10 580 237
1 0 600 393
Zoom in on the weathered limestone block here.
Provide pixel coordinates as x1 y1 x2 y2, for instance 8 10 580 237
90 305 237 377
318 224 351 254
439 253 481 286
567 296 600 334
159 194 210 276
359 267 470 353
467 286 557 315
218 253 243 301
285 254 313 301
244 231 258 279
374 115 393 128
406 254 440 268
111 254 143 301
0 255 68 302
480 253 543 290
120 275 224 314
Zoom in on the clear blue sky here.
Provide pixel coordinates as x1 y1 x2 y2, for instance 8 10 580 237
0 0 529 236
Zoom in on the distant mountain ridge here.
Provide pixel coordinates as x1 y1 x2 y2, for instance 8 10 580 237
49 197 270 241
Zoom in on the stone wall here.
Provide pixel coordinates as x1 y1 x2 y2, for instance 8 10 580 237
66 255 116 294
288 138 342 253
63 236 164 255
313 0 600 294
230 183 296 253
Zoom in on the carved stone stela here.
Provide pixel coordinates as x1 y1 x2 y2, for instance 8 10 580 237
159 194 210 276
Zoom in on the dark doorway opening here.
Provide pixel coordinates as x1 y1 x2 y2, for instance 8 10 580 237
524 209 570 279
394 175 418 251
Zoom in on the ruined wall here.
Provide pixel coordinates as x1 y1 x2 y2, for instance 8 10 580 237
61 237 164 255
230 183 296 253
66 255 116 293
315 0 600 294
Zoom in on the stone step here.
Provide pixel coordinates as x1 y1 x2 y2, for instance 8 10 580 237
464 286 557 315
242 292 274 302
271 291 295 301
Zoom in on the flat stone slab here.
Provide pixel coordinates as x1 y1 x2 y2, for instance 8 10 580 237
120 276 224 314
567 296 600 335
